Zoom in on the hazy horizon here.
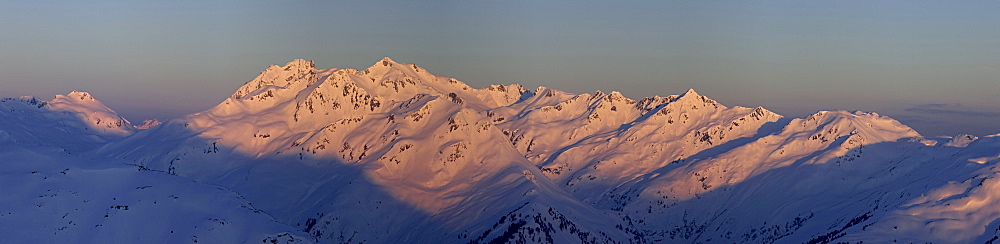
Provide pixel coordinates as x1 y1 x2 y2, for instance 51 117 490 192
2 1 998 136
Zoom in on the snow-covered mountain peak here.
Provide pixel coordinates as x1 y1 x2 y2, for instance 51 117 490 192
0 91 135 152
259 59 317 77
682 88 699 97
669 88 719 107
134 119 163 129
362 56 430 81
12 58 1000 243
635 88 723 117
282 59 316 70
944 133 979 147
47 91 135 136
65 90 95 101
802 110 899 125
51 91 99 107
365 56 408 72
606 90 627 100
229 59 325 101
788 110 919 147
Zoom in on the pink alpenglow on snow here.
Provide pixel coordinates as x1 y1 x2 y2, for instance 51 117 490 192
1 58 998 244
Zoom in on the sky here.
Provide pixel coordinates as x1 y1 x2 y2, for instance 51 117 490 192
1 0 998 136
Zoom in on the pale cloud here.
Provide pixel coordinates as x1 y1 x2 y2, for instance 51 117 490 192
905 103 1000 117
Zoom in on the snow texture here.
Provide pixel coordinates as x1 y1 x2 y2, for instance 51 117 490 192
3 58 1000 244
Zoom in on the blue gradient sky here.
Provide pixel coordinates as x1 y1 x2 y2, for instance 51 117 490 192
1 1 998 136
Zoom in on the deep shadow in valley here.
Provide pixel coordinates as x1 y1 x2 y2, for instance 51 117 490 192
96 123 456 243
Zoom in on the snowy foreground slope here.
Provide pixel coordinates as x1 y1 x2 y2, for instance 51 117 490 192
4 58 1000 243
0 94 310 243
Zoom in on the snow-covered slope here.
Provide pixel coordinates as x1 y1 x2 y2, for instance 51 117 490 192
5 58 1000 243
99 58 629 243
0 93 310 243
0 91 135 152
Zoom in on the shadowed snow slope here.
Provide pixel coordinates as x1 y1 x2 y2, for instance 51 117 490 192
0 93 310 243
4 58 1000 243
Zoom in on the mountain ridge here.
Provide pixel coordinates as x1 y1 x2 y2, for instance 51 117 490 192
3 58 999 243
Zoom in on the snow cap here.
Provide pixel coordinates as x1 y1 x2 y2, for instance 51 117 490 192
682 88 699 97
376 57 398 67
67 90 94 101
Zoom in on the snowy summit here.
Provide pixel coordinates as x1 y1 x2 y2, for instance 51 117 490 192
2 58 999 244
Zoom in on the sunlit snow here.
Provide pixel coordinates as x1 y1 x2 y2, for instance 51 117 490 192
2 58 999 243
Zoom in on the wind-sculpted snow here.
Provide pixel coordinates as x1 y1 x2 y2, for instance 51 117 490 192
5 58 1000 243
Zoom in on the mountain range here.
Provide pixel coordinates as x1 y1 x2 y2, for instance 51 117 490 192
3 58 1000 243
